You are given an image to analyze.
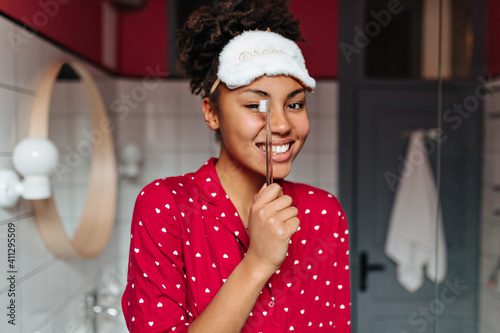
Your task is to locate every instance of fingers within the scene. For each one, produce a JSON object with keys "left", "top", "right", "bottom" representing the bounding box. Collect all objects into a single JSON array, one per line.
[
  {"left": 253, "top": 183, "right": 267, "bottom": 201},
  {"left": 251, "top": 183, "right": 299, "bottom": 237},
  {"left": 274, "top": 206, "right": 300, "bottom": 235},
  {"left": 275, "top": 205, "right": 298, "bottom": 222},
  {"left": 268, "top": 194, "right": 293, "bottom": 212},
  {"left": 253, "top": 183, "right": 282, "bottom": 205},
  {"left": 283, "top": 216, "right": 300, "bottom": 235}
]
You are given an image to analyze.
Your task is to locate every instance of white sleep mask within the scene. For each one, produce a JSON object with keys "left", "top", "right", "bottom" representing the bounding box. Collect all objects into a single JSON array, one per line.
[{"left": 210, "top": 30, "right": 316, "bottom": 94}]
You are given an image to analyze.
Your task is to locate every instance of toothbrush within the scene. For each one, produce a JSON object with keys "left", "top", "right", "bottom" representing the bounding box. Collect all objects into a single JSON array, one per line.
[{"left": 259, "top": 100, "right": 273, "bottom": 185}]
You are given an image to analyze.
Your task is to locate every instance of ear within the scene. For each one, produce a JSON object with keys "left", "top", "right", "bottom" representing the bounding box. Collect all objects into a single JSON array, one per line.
[{"left": 202, "top": 97, "right": 220, "bottom": 131}]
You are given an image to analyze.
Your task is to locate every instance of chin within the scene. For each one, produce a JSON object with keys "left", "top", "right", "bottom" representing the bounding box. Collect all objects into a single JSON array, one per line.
[{"left": 272, "top": 163, "right": 293, "bottom": 180}]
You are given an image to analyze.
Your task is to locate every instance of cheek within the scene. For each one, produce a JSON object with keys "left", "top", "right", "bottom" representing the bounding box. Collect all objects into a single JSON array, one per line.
[
  {"left": 295, "top": 115, "right": 310, "bottom": 140},
  {"left": 222, "top": 113, "right": 265, "bottom": 140}
]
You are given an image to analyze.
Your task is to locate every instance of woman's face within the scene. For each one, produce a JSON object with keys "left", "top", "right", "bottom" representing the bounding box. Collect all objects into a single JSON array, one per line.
[{"left": 212, "top": 75, "right": 310, "bottom": 180}]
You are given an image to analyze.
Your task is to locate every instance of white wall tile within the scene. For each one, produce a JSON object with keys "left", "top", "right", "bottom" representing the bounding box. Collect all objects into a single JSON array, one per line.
[
  {"left": 179, "top": 81, "right": 201, "bottom": 115},
  {"left": 144, "top": 117, "right": 177, "bottom": 150},
  {"left": 114, "top": 223, "right": 133, "bottom": 269},
  {"left": 479, "top": 324, "right": 496, "bottom": 333},
  {"left": 67, "top": 81, "right": 92, "bottom": 114},
  {"left": 287, "top": 152, "right": 316, "bottom": 184},
  {"left": 481, "top": 222, "right": 500, "bottom": 258},
  {"left": 140, "top": 152, "right": 177, "bottom": 184},
  {"left": 0, "top": 17, "right": 17, "bottom": 87},
  {"left": 482, "top": 188, "right": 500, "bottom": 226},
  {"left": 48, "top": 276, "right": 97, "bottom": 333},
  {"left": 113, "top": 79, "right": 151, "bottom": 116},
  {"left": 52, "top": 187, "right": 72, "bottom": 219},
  {"left": 485, "top": 92, "right": 500, "bottom": 114},
  {"left": 116, "top": 186, "right": 142, "bottom": 221},
  {"left": 0, "top": 157, "right": 16, "bottom": 221},
  {"left": 306, "top": 116, "right": 321, "bottom": 149},
  {"left": 319, "top": 150, "right": 339, "bottom": 184},
  {"left": 48, "top": 118, "right": 69, "bottom": 150},
  {"left": 319, "top": 117, "right": 339, "bottom": 151},
  {"left": 14, "top": 26, "right": 75, "bottom": 91},
  {"left": 0, "top": 89, "right": 17, "bottom": 153},
  {"left": 484, "top": 116, "right": 500, "bottom": 153},
  {"left": 479, "top": 256, "right": 497, "bottom": 289},
  {"left": 305, "top": 90, "right": 317, "bottom": 116},
  {"left": 144, "top": 80, "right": 182, "bottom": 116},
  {"left": 51, "top": 83, "right": 69, "bottom": 114},
  {"left": 483, "top": 153, "right": 500, "bottom": 185},
  {"left": 15, "top": 92, "right": 35, "bottom": 140},
  {"left": 316, "top": 80, "right": 339, "bottom": 114},
  {"left": 19, "top": 268, "right": 51, "bottom": 333},
  {"left": 479, "top": 287, "right": 500, "bottom": 331},
  {"left": 179, "top": 117, "right": 212, "bottom": 149},
  {"left": 17, "top": 216, "right": 54, "bottom": 275},
  {"left": 209, "top": 135, "right": 220, "bottom": 157},
  {"left": 116, "top": 116, "right": 145, "bottom": 149},
  {"left": 71, "top": 115, "right": 93, "bottom": 146},
  {"left": 179, "top": 152, "right": 213, "bottom": 174},
  {"left": 14, "top": 28, "right": 50, "bottom": 93}
]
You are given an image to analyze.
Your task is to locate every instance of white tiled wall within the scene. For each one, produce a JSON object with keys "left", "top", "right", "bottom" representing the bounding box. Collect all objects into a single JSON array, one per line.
[
  {"left": 0, "top": 15, "right": 124, "bottom": 333},
  {"left": 0, "top": 13, "right": 340, "bottom": 333},
  {"left": 479, "top": 82, "right": 500, "bottom": 333}
]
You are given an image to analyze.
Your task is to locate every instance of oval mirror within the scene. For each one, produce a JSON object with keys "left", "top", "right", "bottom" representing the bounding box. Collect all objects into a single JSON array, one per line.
[{"left": 29, "top": 61, "right": 117, "bottom": 259}]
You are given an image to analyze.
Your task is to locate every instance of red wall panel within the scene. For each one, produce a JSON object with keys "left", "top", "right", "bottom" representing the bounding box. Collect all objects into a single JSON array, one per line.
[
  {"left": 0, "top": 0, "right": 103, "bottom": 66},
  {"left": 3, "top": 0, "right": 497, "bottom": 78},
  {"left": 117, "top": 0, "right": 167, "bottom": 76},
  {"left": 289, "top": 0, "right": 339, "bottom": 78},
  {"left": 487, "top": 0, "right": 500, "bottom": 76}
]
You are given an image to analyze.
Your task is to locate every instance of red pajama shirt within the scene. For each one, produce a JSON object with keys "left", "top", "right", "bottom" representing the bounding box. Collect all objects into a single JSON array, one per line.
[{"left": 122, "top": 158, "right": 351, "bottom": 332}]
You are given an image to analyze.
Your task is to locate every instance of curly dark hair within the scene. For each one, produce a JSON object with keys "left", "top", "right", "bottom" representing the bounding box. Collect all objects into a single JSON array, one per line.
[{"left": 176, "top": 0, "right": 303, "bottom": 99}]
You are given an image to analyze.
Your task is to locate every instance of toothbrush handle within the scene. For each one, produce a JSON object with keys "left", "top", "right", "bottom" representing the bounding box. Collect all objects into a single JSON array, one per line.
[{"left": 266, "top": 111, "right": 273, "bottom": 185}]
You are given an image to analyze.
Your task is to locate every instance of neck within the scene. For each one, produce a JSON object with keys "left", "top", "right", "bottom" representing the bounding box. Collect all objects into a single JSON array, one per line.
[{"left": 215, "top": 149, "right": 265, "bottom": 227}]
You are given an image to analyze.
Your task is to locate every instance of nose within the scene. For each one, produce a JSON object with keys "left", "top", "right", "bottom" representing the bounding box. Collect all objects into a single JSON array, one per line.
[{"left": 269, "top": 105, "right": 292, "bottom": 136}]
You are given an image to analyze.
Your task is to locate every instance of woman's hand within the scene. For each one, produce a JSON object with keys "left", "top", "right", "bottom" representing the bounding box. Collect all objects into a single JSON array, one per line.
[{"left": 245, "top": 183, "right": 300, "bottom": 276}]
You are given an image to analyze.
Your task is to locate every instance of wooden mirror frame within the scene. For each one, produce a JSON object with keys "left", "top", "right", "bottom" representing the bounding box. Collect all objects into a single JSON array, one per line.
[{"left": 29, "top": 61, "right": 117, "bottom": 259}]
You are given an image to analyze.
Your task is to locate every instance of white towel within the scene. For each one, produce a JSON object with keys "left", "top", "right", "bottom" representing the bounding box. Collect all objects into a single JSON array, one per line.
[{"left": 384, "top": 129, "right": 447, "bottom": 293}]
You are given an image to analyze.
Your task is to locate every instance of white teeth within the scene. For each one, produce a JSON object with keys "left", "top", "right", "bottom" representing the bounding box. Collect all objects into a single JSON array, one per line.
[{"left": 257, "top": 143, "right": 291, "bottom": 154}]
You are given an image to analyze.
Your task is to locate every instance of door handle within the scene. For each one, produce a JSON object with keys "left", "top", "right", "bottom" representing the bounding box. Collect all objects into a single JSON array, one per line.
[{"left": 360, "top": 251, "right": 385, "bottom": 291}]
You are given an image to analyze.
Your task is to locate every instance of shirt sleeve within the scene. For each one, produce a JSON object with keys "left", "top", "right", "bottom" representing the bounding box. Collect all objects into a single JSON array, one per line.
[
  {"left": 122, "top": 182, "right": 190, "bottom": 332},
  {"left": 334, "top": 205, "right": 351, "bottom": 332}
]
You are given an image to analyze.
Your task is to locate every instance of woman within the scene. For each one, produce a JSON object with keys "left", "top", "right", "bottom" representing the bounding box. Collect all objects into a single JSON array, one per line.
[{"left": 122, "top": 1, "right": 351, "bottom": 331}]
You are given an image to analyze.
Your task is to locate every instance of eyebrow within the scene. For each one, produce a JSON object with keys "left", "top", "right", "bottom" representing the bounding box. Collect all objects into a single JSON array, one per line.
[{"left": 239, "top": 88, "right": 306, "bottom": 99}]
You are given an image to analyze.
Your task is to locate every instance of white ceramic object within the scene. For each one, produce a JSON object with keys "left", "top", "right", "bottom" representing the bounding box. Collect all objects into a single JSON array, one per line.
[
  {"left": 0, "top": 137, "right": 58, "bottom": 208},
  {"left": 119, "top": 143, "right": 142, "bottom": 179}
]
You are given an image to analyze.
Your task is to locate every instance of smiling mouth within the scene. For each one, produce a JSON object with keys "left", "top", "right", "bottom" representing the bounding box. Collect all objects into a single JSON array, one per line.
[{"left": 257, "top": 143, "right": 291, "bottom": 155}]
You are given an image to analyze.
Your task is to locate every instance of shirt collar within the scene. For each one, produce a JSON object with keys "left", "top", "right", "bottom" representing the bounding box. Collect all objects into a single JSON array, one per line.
[
  {"left": 193, "top": 158, "right": 226, "bottom": 206},
  {"left": 194, "top": 158, "right": 298, "bottom": 207}
]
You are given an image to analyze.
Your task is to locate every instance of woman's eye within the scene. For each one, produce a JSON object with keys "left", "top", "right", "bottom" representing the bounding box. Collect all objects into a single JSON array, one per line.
[
  {"left": 245, "top": 104, "right": 260, "bottom": 110},
  {"left": 288, "top": 102, "right": 304, "bottom": 110}
]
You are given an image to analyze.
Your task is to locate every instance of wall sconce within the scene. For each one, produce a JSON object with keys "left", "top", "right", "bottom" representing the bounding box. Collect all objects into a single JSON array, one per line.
[
  {"left": 119, "top": 143, "right": 143, "bottom": 179},
  {"left": 0, "top": 137, "right": 58, "bottom": 208}
]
